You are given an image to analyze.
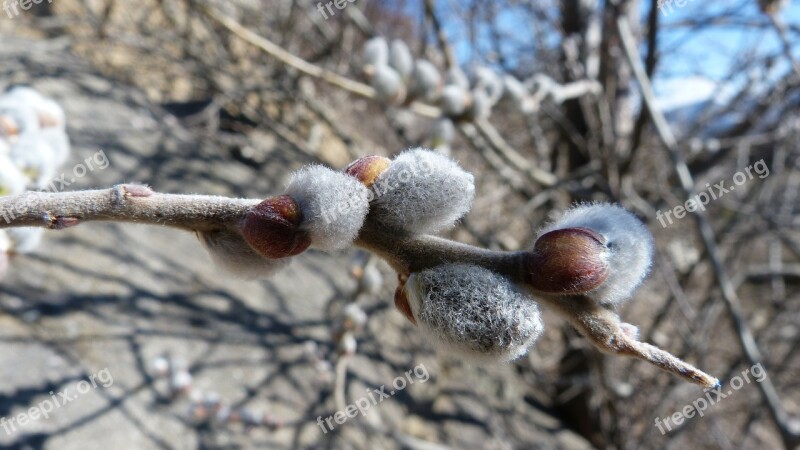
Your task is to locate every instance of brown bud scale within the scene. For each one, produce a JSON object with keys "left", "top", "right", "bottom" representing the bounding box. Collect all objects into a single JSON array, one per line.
[
  {"left": 241, "top": 195, "right": 311, "bottom": 259},
  {"left": 524, "top": 227, "right": 609, "bottom": 294},
  {"left": 345, "top": 155, "right": 391, "bottom": 188}
]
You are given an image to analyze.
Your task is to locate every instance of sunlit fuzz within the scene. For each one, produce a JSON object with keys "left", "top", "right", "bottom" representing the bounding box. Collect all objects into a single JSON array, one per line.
[
  {"left": 468, "top": 89, "right": 491, "bottom": 120},
  {"left": 285, "top": 165, "right": 370, "bottom": 251},
  {"left": 440, "top": 84, "right": 469, "bottom": 117},
  {"left": 2, "top": 86, "right": 66, "bottom": 129},
  {"left": 389, "top": 39, "right": 414, "bottom": 80},
  {"left": 370, "top": 148, "right": 474, "bottom": 234},
  {"left": 0, "top": 154, "right": 27, "bottom": 196},
  {"left": 405, "top": 264, "right": 544, "bottom": 362},
  {"left": 370, "top": 64, "right": 406, "bottom": 105},
  {"left": 362, "top": 37, "right": 389, "bottom": 72},
  {"left": 7, "top": 227, "right": 44, "bottom": 254},
  {"left": 536, "top": 203, "right": 654, "bottom": 305},
  {"left": 428, "top": 117, "right": 455, "bottom": 149},
  {"left": 445, "top": 67, "right": 470, "bottom": 90},
  {"left": 199, "top": 229, "right": 290, "bottom": 279},
  {"left": 410, "top": 59, "right": 442, "bottom": 102},
  {"left": 9, "top": 132, "right": 59, "bottom": 188}
]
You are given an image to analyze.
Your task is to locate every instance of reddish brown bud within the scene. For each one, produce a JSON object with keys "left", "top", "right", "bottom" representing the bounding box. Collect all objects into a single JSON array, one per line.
[
  {"left": 393, "top": 274, "right": 416, "bottom": 325},
  {"left": 524, "top": 227, "right": 609, "bottom": 294},
  {"left": 241, "top": 195, "right": 311, "bottom": 259},
  {"left": 345, "top": 155, "right": 391, "bottom": 187}
]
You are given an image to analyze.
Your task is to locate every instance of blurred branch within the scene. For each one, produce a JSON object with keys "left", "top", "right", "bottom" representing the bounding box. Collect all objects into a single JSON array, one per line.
[{"left": 618, "top": 17, "right": 800, "bottom": 450}]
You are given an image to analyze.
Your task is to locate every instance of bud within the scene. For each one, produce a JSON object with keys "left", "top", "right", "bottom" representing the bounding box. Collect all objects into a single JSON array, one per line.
[
  {"left": 445, "top": 67, "right": 470, "bottom": 90},
  {"left": 285, "top": 165, "right": 370, "bottom": 251},
  {"left": 241, "top": 195, "right": 311, "bottom": 258},
  {"left": 370, "top": 148, "right": 475, "bottom": 234},
  {"left": 468, "top": 89, "right": 491, "bottom": 120},
  {"left": 389, "top": 39, "right": 414, "bottom": 79},
  {"left": 524, "top": 227, "right": 610, "bottom": 295},
  {"left": 428, "top": 118, "right": 455, "bottom": 149},
  {"left": 370, "top": 65, "right": 406, "bottom": 105},
  {"left": 411, "top": 59, "right": 442, "bottom": 102},
  {"left": 345, "top": 155, "right": 391, "bottom": 187},
  {"left": 362, "top": 36, "right": 389, "bottom": 71},
  {"left": 7, "top": 227, "right": 43, "bottom": 254},
  {"left": 440, "top": 85, "right": 469, "bottom": 117},
  {"left": 199, "top": 229, "right": 290, "bottom": 279},
  {"left": 0, "top": 154, "right": 27, "bottom": 196},
  {"left": 9, "top": 132, "right": 59, "bottom": 188},
  {"left": 533, "top": 203, "right": 654, "bottom": 305},
  {"left": 405, "top": 264, "right": 544, "bottom": 362}
]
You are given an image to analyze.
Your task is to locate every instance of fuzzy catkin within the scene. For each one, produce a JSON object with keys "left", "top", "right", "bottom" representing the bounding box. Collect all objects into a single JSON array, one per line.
[
  {"left": 389, "top": 39, "right": 414, "bottom": 79},
  {"left": 406, "top": 264, "right": 544, "bottom": 362},
  {"left": 362, "top": 37, "right": 388, "bottom": 68},
  {"left": 285, "top": 165, "right": 370, "bottom": 251},
  {"left": 370, "top": 148, "right": 474, "bottom": 234},
  {"left": 537, "top": 203, "right": 654, "bottom": 305}
]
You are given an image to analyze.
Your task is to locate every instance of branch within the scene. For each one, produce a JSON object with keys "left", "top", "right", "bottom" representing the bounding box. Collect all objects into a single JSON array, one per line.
[
  {"left": 618, "top": 17, "right": 799, "bottom": 448},
  {"left": 0, "top": 185, "right": 258, "bottom": 232}
]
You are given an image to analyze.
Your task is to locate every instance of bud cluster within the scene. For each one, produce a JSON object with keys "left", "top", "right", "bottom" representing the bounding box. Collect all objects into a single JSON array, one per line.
[
  {"left": 203, "top": 148, "right": 475, "bottom": 278},
  {"left": 359, "top": 36, "right": 545, "bottom": 153},
  {"left": 0, "top": 86, "right": 72, "bottom": 275}
]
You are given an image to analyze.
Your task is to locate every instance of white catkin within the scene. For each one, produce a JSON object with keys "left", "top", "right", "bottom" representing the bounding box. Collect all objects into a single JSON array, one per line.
[
  {"left": 445, "top": 67, "right": 470, "bottom": 90},
  {"left": 362, "top": 37, "right": 388, "bottom": 68},
  {"left": 469, "top": 89, "right": 491, "bottom": 120},
  {"left": 285, "top": 165, "right": 370, "bottom": 251},
  {"left": 0, "top": 154, "right": 27, "bottom": 195},
  {"left": 371, "top": 65, "right": 406, "bottom": 104},
  {"left": 7, "top": 227, "right": 44, "bottom": 254},
  {"left": 429, "top": 118, "right": 455, "bottom": 148},
  {"left": 389, "top": 39, "right": 414, "bottom": 79},
  {"left": 411, "top": 60, "right": 441, "bottom": 102},
  {"left": 371, "top": 148, "right": 474, "bottom": 234},
  {"left": 10, "top": 132, "right": 59, "bottom": 188},
  {"left": 440, "top": 85, "right": 469, "bottom": 117},
  {"left": 537, "top": 203, "right": 654, "bottom": 305},
  {"left": 406, "top": 264, "right": 544, "bottom": 362},
  {"left": 199, "top": 229, "right": 289, "bottom": 279}
]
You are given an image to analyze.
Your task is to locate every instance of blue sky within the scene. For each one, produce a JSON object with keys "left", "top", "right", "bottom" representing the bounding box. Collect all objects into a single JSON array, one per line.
[{"left": 392, "top": 0, "right": 800, "bottom": 111}]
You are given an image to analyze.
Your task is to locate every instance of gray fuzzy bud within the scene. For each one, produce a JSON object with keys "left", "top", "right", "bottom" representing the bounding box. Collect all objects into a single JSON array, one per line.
[
  {"left": 199, "top": 229, "right": 289, "bottom": 279},
  {"left": 371, "top": 65, "right": 406, "bottom": 104},
  {"left": 7, "top": 227, "right": 44, "bottom": 254},
  {"left": 371, "top": 148, "right": 474, "bottom": 234},
  {"left": 285, "top": 165, "right": 370, "bottom": 251},
  {"left": 406, "top": 264, "right": 544, "bottom": 362},
  {"left": 445, "top": 68, "right": 470, "bottom": 90},
  {"left": 389, "top": 39, "right": 414, "bottom": 79},
  {"left": 0, "top": 154, "right": 27, "bottom": 195},
  {"left": 440, "top": 85, "right": 469, "bottom": 117},
  {"left": 411, "top": 60, "right": 442, "bottom": 102},
  {"left": 469, "top": 89, "right": 491, "bottom": 120},
  {"left": 362, "top": 37, "right": 389, "bottom": 69},
  {"left": 537, "top": 203, "right": 654, "bottom": 305},
  {"left": 429, "top": 118, "right": 455, "bottom": 149}
]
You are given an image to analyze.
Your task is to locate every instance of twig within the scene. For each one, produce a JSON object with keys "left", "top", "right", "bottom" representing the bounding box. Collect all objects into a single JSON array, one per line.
[{"left": 618, "top": 17, "right": 799, "bottom": 449}]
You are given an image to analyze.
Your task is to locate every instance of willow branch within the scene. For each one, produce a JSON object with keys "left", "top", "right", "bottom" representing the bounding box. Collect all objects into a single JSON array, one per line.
[{"left": 618, "top": 17, "right": 798, "bottom": 447}]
